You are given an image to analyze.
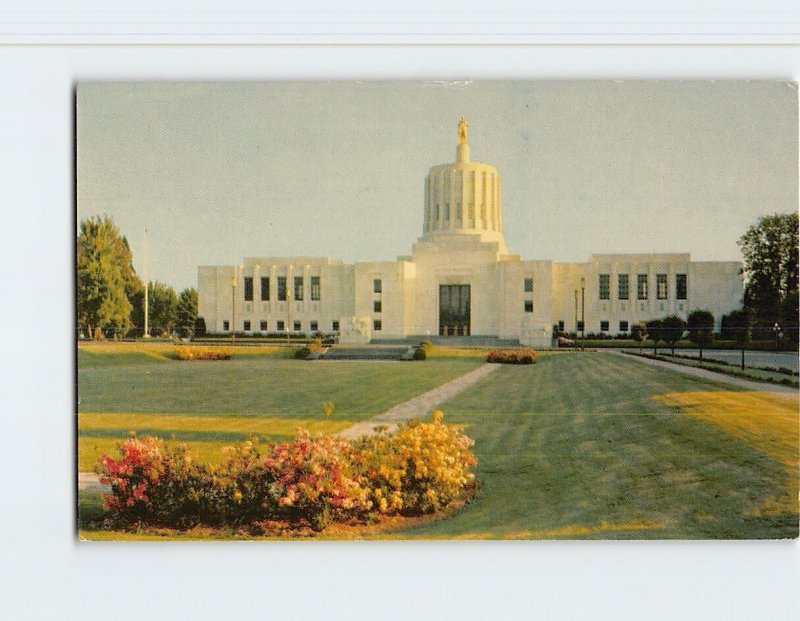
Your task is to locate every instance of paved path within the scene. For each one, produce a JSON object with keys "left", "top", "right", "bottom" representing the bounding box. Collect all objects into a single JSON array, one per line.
[
  {"left": 337, "top": 362, "right": 501, "bottom": 440},
  {"left": 611, "top": 350, "right": 799, "bottom": 399}
]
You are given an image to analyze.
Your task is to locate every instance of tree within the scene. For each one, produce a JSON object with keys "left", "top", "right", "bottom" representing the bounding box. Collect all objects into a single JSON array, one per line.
[
  {"left": 176, "top": 288, "right": 198, "bottom": 338},
  {"left": 686, "top": 310, "right": 715, "bottom": 363},
  {"left": 77, "top": 216, "right": 141, "bottom": 338},
  {"left": 147, "top": 281, "right": 179, "bottom": 336},
  {"left": 738, "top": 212, "right": 799, "bottom": 344},
  {"left": 721, "top": 308, "right": 755, "bottom": 370},
  {"left": 661, "top": 315, "right": 687, "bottom": 357},
  {"left": 646, "top": 319, "right": 663, "bottom": 355},
  {"left": 630, "top": 321, "right": 647, "bottom": 352}
]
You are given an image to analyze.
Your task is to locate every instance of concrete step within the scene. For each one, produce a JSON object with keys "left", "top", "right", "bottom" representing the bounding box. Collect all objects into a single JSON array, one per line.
[
  {"left": 371, "top": 335, "right": 520, "bottom": 347},
  {"left": 321, "top": 346, "right": 412, "bottom": 361}
]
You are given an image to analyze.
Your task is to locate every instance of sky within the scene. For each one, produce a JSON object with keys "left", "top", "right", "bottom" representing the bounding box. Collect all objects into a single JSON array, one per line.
[{"left": 77, "top": 81, "right": 798, "bottom": 292}]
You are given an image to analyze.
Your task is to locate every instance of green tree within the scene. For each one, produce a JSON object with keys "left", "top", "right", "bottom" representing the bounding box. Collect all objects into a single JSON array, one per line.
[
  {"left": 722, "top": 308, "right": 755, "bottom": 370},
  {"left": 630, "top": 321, "right": 647, "bottom": 352},
  {"left": 686, "top": 310, "right": 715, "bottom": 363},
  {"left": 176, "top": 288, "right": 198, "bottom": 338},
  {"left": 661, "top": 315, "right": 687, "bottom": 357},
  {"left": 646, "top": 319, "right": 663, "bottom": 355},
  {"left": 738, "top": 212, "right": 799, "bottom": 344},
  {"left": 147, "top": 281, "right": 179, "bottom": 336},
  {"left": 77, "top": 216, "right": 141, "bottom": 338}
]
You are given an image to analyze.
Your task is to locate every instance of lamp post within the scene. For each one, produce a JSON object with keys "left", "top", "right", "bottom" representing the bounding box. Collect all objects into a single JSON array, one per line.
[
  {"left": 580, "top": 276, "right": 585, "bottom": 341},
  {"left": 774, "top": 322, "right": 781, "bottom": 351},
  {"left": 286, "top": 282, "right": 293, "bottom": 345},
  {"left": 230, "top": 271, "right": 237, "bottom": 342}
]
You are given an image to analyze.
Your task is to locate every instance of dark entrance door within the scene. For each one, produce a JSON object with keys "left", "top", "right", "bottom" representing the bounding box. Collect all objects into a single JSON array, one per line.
[{"left": 439, "top": 284, "right": 471, "bottom": 336}]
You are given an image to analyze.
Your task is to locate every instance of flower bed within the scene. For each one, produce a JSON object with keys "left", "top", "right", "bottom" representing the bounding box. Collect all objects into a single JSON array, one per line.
[
  {"left": 96, "top": 413, "right": 477, "bottom": 533},
  {"left": 174, "top": 346, "right": 232, "bottom": 361},
  {"left": 486, "top": 349, "right": 538, "bottom": 364}
]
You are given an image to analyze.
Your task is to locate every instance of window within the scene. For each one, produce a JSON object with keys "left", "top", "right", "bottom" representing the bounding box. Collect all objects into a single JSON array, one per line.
[
  {"left": 293, "top": 321, "right": 301, "bottom": 332},
  {"left": 676, "top": 274, "right": 687, "bottom": 300},
  {"left": 637, "top": 274, "right": 648, "bottom": 300},
  {"left": 277, "top": 276, "right": 287, "bottom": 301},
  {"left": 618, "top": 274, "right": 629, "bottom": 300},
  {"left": 558, "top": 320, "right": 565, "bottom": 331},
  {"left": 524, "top": 277, "right": 533, "bottom": 293},
  {"left": 311, "top": 276, "right": 320, "bottom": 301},
  {"left": 577, "top": 321, "right": 585, "bottom": 332},
  {"left": 619, "top": 321, "right": 629, "bottom": 333},
  {"left": 656, "top": 274, "right": 668, "bottom": 300},
  {"left": 524, "top": 300, "right": 533, "bottom": 313},
  {"left": 310, "top": 320, "right": 318, "bottom": 332},
  {"left": 260, "top": 320, "right": 267, "bottom": 331},
  {"left": 277, "top": 320, "right": 285, "bottom": 331},
  {"left": 373, "top": 278, "right": 382, "bottom": 293},
  {"left": 260, "top": 277, "right": 270, "bottom": 301},
  {"left": 332, "top": 320, "right": 340, "bottom": 331},
  {"left": 294, "top": 276, "right": 304, "bottom": 301},
  {"left": 599, "top": 274, "right": 610, "bottom": 300},
  {"left": 600, "top": 320, "right": 609, "bottom": 332},
  {"left": 243, "top": 320, "right": 251, "bottom": 331},
  {"left": 243, "top": 277, "right": 253, "bottom": 301},
  {"left": 373, "top": 320, "right": 382, "bottom": 331},
  {"left": 373, "top": 300, "right": 382, "bottom": 313},
  {"left": 223, "top": 320, "right": 230, "bottom": 331}
]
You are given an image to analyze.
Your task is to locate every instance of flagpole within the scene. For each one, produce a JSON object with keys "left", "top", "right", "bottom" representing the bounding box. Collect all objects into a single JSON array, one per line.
[{"left": 143, "top": 228, "right": 150, "bottom": 338}]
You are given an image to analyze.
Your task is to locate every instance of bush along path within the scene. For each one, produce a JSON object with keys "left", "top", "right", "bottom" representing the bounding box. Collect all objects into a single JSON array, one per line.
[{"left": 337, "top": 363, "right": 500, "bottom": 440}]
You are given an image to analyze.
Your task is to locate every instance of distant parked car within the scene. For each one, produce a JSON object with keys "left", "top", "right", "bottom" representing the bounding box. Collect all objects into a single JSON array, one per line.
[{"left": 321, "top": 333, "right": 338, "bottom": 346}]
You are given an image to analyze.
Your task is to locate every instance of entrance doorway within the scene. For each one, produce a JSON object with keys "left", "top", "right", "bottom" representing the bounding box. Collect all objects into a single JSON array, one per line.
[{"left": 439, "top": 284, "right": 471, "bottom": 336}]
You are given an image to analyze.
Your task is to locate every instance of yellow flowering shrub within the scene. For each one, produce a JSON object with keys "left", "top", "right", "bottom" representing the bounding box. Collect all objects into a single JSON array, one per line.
[
  {"left": 174, "top": 346, "right": 232, "bottom": 361},
  {"left": 354, "top": 410, "right": 477, "bottom": 515}
]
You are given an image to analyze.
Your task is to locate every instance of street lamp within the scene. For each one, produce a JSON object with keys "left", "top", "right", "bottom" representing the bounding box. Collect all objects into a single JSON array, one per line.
[
  {"left": 580, "top": 276, "right": 585, "bottom": 341},
  {"left": 230, "top": 272, "right": 237, "bottom": 342},
  {"left": 286, "top": 280, "right": 293, "bottom": 345},
  {"left": 774, "top": 322, "right": 782, "bottom": 351}
]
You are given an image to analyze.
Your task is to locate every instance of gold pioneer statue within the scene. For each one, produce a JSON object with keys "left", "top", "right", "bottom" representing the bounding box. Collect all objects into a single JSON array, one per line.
[{"left": 458, "top": 116, "right": 469, "bottom": 145}]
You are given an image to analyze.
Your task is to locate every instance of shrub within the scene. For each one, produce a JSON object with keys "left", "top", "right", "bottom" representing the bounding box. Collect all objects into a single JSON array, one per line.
[
  {"left": 486, "top": 349, "right": 538, "bottom": 364},
  {"left": 353, "top": 411, "right": 477, "bottom": 515},
  {"left": 174, "top": 346, "right": 232, "bottom": 361},
  {"left": 412, "top": 347, "right": 427, "bottom": 360},
  {"left": 262, "top": 431, "right": 371, "bottom": 530}
]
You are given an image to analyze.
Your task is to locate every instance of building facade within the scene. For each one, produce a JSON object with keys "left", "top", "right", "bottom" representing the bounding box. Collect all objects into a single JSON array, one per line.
[{"left": 198, "top": 118, "right": 743, "bottom": 347}]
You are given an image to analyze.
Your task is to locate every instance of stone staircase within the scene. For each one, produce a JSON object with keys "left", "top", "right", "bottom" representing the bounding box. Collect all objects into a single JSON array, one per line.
[
  {"left": 320, "top": 345, "right": 412, "bottom": 361},
  {"left": 371, "top": 335, "right": 520, "bottom": 348}
]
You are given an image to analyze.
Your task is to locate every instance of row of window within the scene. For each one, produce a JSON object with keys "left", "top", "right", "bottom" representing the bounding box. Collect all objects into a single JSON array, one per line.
[
  {"left": 242, "top": 276, "right": 321, "bottom": 302},
  {"left": 222, "top": 319, "right": 339, "bottom": 332},
  {"left": 598, "top": 273, "right": 687, "bottom": 301},
  {"left": 566, "top": 320, "right": 634, "bottom": 333}
]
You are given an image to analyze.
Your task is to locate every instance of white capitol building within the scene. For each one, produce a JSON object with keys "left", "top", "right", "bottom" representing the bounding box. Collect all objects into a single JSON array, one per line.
[{"left": 198, "top": 118, "right": 743, "bottom": 348}]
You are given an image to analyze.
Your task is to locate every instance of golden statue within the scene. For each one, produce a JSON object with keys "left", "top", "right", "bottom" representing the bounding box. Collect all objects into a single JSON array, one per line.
[{"left": 458, "top": 116, "right": 469, "bottom": 145}]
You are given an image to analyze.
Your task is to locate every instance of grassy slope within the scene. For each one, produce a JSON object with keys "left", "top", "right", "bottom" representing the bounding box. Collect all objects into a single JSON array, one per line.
[{"left": 396, "top": 352, "right": 798, "bottom": 539}]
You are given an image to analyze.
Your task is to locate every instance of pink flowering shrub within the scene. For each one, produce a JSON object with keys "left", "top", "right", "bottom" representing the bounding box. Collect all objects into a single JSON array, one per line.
[
  {"left": 354, "top": 411, "right": 477, "bottom": 515},
  {"left": 96, "top": 417, "right": 477, "bottom": 531},
  {"left": 263, "top": 430, "right": 371, "bottom": 530}
]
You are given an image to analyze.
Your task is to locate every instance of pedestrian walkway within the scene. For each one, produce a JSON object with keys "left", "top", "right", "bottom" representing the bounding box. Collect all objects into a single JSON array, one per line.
[
  {"left": 337, "top": 362, "right": 501, "bottom": 439},
  {"left": 611, "top": 350, "right": 799, "bottom": 399}
]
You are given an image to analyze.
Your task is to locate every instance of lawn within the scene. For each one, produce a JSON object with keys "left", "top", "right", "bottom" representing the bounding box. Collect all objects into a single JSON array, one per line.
[
  {"left": 77, "top": 342, "right": 482, "bottom": 470},
  {"left": 77, "top": 346, "right": 799, "bottom": 539},
  {"left": 394, "top": 352, "right": 799, "bottom": 539}
]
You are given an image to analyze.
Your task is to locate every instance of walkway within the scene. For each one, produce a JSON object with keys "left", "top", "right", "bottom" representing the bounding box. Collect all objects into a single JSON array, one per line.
[
  {"left": 610, "top": 350, "right": 799, "bottom": 399},
  {"left": 337, "top": 362, "right": 501, "bottom": 440}
]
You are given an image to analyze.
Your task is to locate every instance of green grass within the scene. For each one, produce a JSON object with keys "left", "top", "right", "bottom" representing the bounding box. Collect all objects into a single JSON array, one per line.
[
  {"left": 77, "top": 346, "right": 799, "bottom": 539},
  {"left": 393, "top": 353, "right": 799, "bottom": 539}
]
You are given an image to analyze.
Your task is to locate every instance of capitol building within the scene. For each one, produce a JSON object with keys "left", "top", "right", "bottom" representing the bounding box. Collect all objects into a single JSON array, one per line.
[{"left": 198, "top": 118, "right": 743, "bottom": 348}]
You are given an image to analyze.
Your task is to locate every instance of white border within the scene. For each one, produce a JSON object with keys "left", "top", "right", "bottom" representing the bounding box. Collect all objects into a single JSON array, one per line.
[{"left": 0, "top": 19, "right": 799, "bottom": 621}]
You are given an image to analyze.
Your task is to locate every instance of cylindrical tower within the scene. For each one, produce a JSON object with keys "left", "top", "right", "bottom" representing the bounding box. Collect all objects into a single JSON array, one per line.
[{"left": 421, "top": 117, "right": 507, "bottom": 250}]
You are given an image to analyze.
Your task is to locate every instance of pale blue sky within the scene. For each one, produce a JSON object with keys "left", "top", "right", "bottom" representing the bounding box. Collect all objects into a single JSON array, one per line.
[{"left": 77, "top": 81, "right": 798, "bottom": 291}]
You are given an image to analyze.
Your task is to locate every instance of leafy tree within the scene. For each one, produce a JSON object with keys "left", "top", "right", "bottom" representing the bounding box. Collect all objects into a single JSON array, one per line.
[
  {"left": 721, "top": 308, "right": 755, "bottom": 370},
  {"left": 686, "top": 310, "right": 715, "bottom": 363},
  {"left": 646, "top": 319, "right": 663, "bottom": 355},
  {"left": 77, "top": 216, "right": 141, "bottom": 338},
  {"left": 147, "top": 281, "right": 179, "bottom": 336},
  {"left": 176, "top": 288, "right": 198, "bottom": 338},
  {"left": 630, "top": 321, "right": 647, "bottom": 352},
  {"left": 661, "top": 315, "right": 687, "bottom": 357},
  {"left": 738, "top": 212, "right": 799, "bottom": 344}
]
